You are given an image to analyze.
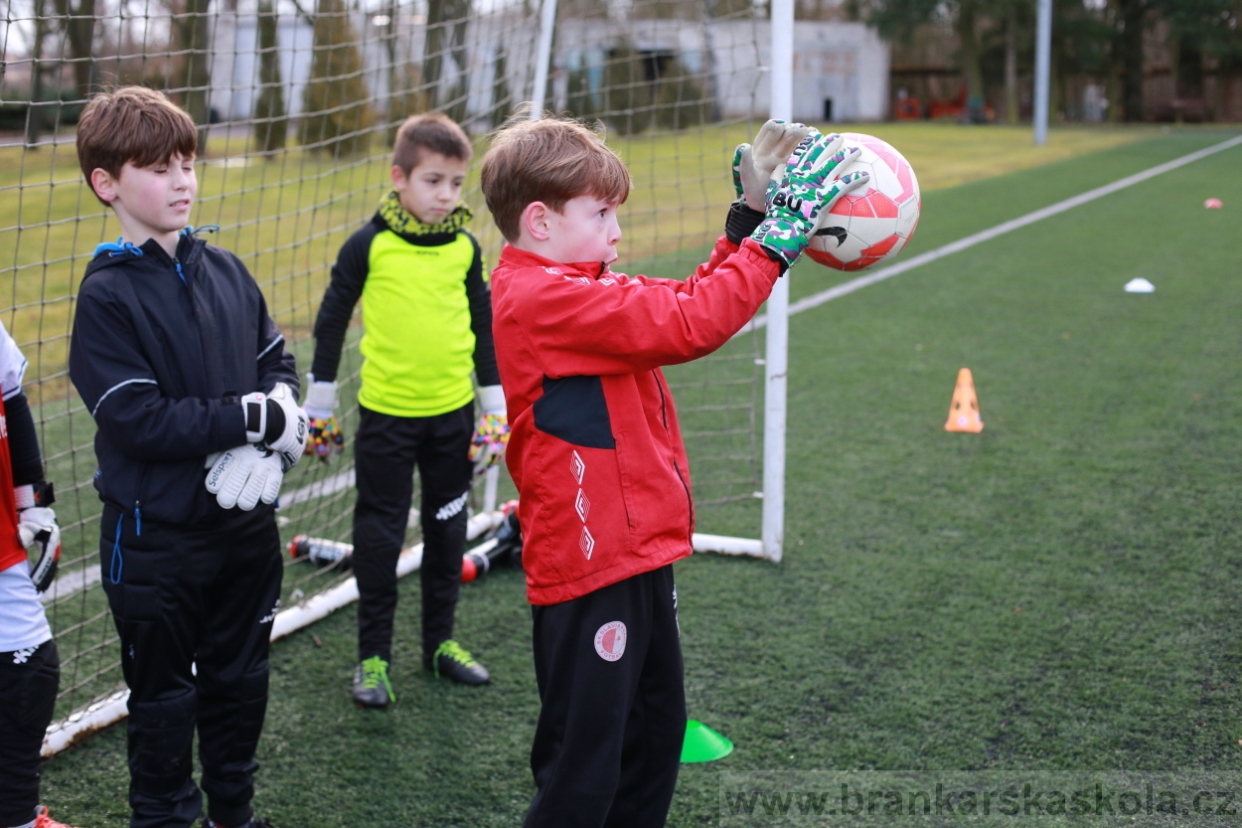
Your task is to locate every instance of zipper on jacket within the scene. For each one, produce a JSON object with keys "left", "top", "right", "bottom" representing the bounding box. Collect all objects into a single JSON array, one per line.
[
  {"left": 653, "top": 374, "right": 695, "bottom": 537},
  {"left": 133, "top": 465, "right": 149, "bottom": 538},
  {"left": 672, "top": 458, "right": 694, "bottom": 537}
]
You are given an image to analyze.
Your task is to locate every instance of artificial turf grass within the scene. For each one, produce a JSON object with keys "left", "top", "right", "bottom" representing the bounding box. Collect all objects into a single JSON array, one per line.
[
  {"left": 37, "top": 129, "right": 1242, "bottom": 826},
  {"left": 669, "top": 133, "right": 1242, "bottom": 819}
]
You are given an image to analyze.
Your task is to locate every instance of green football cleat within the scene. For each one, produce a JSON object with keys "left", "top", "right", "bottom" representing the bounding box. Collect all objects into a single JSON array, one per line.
[
  {"left": 429, "top": 640, "right": 490, "bottom": 686},
  {"left": 352, "top": 655, "right": 395, "bottom": 708}
]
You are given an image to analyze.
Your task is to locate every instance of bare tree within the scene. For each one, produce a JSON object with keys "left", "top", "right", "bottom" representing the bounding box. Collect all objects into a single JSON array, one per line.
[
  {"left": 254, "top": 0, "right": 288, "bottom": 154},
  {"left": 25, "top": 0, "right": 52, "bottom": 144},
  {"left": 52, "top": 0, "right": 98, "bottom": 100},
  {"left": 172, "top": 0, "right": 212, "bottom": 146},
  {"left": 423, "top": 0, "right": 471, "bottom": 119},
  {"left": 299, "top": 0, "right": 373, "bottom": 156}
]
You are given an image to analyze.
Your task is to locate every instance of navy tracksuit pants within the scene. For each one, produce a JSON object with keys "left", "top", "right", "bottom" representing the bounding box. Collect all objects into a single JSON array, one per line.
[{"left": 99, "top": 504, "right": 282, "bottom": 828}]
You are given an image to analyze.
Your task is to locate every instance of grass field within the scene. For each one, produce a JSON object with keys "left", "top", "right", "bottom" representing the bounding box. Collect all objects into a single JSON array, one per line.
[{"left": 35, "top": 126, "right": 1242, "bottom": 826}]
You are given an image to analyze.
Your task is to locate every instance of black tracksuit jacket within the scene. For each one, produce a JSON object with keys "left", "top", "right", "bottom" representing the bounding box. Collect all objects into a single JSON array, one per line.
[{"left": 69, "top": 232, "right": 298, "bottom": 528}]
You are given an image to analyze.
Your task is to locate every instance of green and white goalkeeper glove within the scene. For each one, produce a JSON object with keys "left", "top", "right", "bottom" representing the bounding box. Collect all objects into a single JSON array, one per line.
[
  {"left": 726, "top": 120, "right": 818, "bottom": 244},
  {"left": 750, "top": 132, "right": 869, "bottom": 271},
  {"left": 733, "top": 119, "right": 817, "bottom": 212}
]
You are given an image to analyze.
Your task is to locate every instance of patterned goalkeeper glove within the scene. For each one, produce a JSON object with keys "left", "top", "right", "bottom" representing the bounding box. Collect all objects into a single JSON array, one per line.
[
  {"left": 733, "top": 119, "right": 816, "bottom": 211},
  {"left": 750, "top": 132, "right": 869, "bottom": 271},
  {"left": 726, "top": 121, "right": 817, "bottom": 245},
  {"left": 469, "top": 385, "right": 510, "bottom": 476},
  {"left": 303, "top": 374, "right": 345, "bottom": 462}
]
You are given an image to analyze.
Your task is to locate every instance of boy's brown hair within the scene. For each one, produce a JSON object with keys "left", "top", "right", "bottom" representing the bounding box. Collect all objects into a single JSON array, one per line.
[
  {"left": 480, "top": 116, "right": 631, "bottom": 243},
  {"left": 392, "top": 113, "right": 473, "bottom": 174},
  {"left": 76, "top": 86, "right": 198, "bottom": 205}
]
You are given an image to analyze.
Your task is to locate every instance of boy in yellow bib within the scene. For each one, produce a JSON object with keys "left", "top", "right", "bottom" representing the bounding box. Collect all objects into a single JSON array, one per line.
[{"left": 307, "top": 113, "right": 505, "bottom": 706}]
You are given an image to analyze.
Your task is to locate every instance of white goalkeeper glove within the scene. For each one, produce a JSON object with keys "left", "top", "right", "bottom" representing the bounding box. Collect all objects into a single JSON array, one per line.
[
  {"left": 16, "top": 483, "right": 60, "bottom": 592},
  {"left": 469, "top": 385, "right": 510, "bottom": 476},
  {"left": 265, "top": 382, "right": 309, "bottom": 470},
  {"left": 240, "top": 383, "right": 308, "bottom": 471},
  {"left": 733, "top": 120, "right": 817, "bottom": 213},
  {"left": 303, "top": 373, "right": 345, "bottom": 462},
  {"left": 205, "top": 445, "right": 284, "bottom": 510}
]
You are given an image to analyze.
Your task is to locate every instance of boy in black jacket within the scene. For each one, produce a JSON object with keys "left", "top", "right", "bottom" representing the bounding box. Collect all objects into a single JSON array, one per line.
[
  {"left": 68, "top": 86, "right": 306, "bottom": 828},
  {"left": 307, "top": 113, "right": 504, "bottom": 706}
]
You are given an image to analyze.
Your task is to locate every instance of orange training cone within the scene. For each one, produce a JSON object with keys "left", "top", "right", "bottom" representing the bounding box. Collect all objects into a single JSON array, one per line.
[{"left": 944, "top": 368, "right": 984, "bottom": 433}]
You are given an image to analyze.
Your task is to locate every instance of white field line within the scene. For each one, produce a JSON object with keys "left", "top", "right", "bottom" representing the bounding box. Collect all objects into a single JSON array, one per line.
[
  {"left": 736, "top": 132, "right": 1242, "bottom": 337},
  {"left": 39, "top": 565, "right": 102, "bottom": 604},
  {"left": 280, "top": 468, "right": 355, "bottom": 506}
]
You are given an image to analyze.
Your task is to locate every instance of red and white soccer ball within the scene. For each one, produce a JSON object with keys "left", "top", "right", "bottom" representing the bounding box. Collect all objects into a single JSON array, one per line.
[{"left": 803, "top": 132, "right": 921, "bottom": 272}]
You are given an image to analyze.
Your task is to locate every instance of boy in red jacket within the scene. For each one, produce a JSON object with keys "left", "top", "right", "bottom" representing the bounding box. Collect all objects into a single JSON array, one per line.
[{"left": 480, "top": 115, "right": 866, "bottom": 827}]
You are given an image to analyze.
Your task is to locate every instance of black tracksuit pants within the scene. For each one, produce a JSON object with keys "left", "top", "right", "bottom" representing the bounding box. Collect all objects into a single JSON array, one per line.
[
  {"left": 0, "top": 639, "right": 59, "bottom": 828},
  {"left": 524, "top": 565, "right": 687, "bottom": 828},
  {"left": 352, "top": 403, "right": 473, "bottom": 666},
  {"left": 99, "top": 504, "right": 282, "bottom": 828}
]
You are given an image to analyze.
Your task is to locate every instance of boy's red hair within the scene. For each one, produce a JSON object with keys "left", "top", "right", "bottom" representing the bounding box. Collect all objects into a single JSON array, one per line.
[{"left": 480, "top": 115, "right": 630, "bottom": 243}]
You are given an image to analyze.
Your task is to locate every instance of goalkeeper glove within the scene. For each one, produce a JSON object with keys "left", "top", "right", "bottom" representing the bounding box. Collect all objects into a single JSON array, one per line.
[
  {"left": 265, "top": 382, "right": 309, "bottom": 471},
  {"left": 726, "top": 121, "right": 817, "bottom": 244},
  {"left": 239, "top": 383, "right": 310, "bottom": 471},
  {"left": 469, "top": 385, "right": 510, "bottom": 476},
  {"left": 750, "top": 132, "right": 869, "bottom": 271},
  {"left": 16, "top": 482, "right": 59, "bottom": 593},
  {"left": 733, "top": 119, "right": 816, "bottom": 212},
  {"left": 205, "top": 445, "right": 284, "bottom": 510},
  {"left": 303, "top": 374, "right": 345, "bottom": 462}
]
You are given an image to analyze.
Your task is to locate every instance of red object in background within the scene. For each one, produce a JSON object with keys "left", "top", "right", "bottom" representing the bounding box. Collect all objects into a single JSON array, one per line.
[
  {"left": 462, "top": 507, "right": 523, "bottom": 584},
  {"left": 893, "top": 97, "right": 921, "bottom": 120}
]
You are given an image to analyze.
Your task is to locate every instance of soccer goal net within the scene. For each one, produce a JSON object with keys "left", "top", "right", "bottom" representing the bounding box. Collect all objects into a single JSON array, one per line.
[{"left": 0, "top": 0, "right": 788, "bottom": 752}]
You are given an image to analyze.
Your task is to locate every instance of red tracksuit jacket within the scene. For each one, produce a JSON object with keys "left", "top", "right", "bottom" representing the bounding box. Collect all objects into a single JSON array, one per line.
[{"left": 490, "top": 236, "right": 781, "bottom": 605}]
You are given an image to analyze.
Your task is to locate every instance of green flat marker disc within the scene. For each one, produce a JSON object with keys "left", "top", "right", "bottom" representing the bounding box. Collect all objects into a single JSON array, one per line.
[{"left": 681, "top": 719, "right": 734, "bottom": 763}]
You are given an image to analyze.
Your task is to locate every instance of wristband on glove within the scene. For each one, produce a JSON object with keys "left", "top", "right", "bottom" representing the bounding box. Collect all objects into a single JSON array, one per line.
[
  {"left": 724, "top": 201, "right": 766, "bottom": 246},
  {"left": 751, "top": 132, "right": 868, "bottom": 270},
  {"left": 241, "top": 391, "right": 268, "bottom": 443}
]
